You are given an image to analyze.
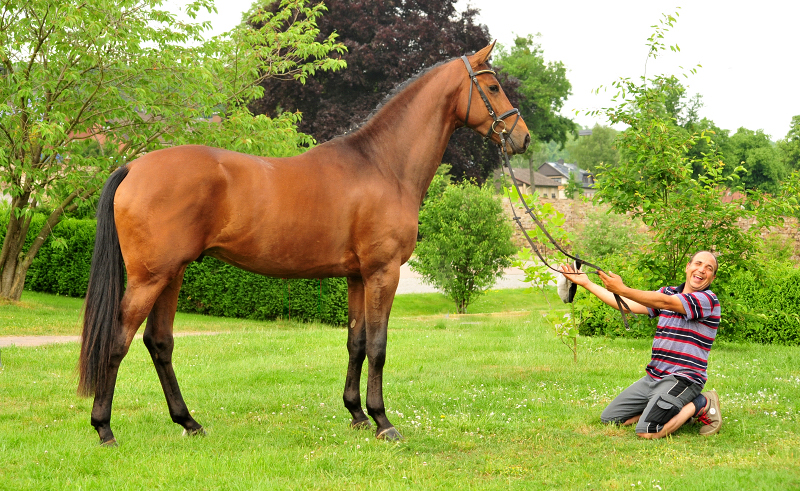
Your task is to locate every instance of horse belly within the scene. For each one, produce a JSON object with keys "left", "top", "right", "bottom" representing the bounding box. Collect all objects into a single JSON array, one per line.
[{"left": 206, "top": 217, "right": 358, "bottom": 279}]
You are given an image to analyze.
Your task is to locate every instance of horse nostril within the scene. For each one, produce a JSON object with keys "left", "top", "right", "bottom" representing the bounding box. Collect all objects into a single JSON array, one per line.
[{"left": 523, "top": 134, "right": 531, "bottom": 151}]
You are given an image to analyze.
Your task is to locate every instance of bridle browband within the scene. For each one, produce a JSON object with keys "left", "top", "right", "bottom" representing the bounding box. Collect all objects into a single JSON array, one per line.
[{"left": 460, "top": 55, "right": 633, "bottom": 328}]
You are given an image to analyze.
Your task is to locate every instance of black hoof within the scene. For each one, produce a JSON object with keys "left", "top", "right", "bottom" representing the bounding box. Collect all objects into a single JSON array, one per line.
[
  {"left": 182, "top": 427, "right": 207, "bottom": 437},
  {"left": 99, "top": 438, "right": 118, "bottom": 447},
  {"left": 350, "top": 418, "right": 372, "bottom": 430},
  {"left": 376, "top": 427, "right": 403, "bottom": 441}
]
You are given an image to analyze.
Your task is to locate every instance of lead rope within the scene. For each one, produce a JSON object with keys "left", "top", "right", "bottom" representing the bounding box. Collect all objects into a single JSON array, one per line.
[
  {"left": 460, "top": 55, "right": 631, "bottom": 328},
  {"left": 498, "top": 134, "right": 632, "bottom": 329}
]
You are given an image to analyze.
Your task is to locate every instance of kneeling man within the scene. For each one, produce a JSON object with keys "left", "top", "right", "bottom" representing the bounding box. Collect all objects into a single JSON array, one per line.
[{"left": 561, "top": 251, "right": 722, "bottom": 438}]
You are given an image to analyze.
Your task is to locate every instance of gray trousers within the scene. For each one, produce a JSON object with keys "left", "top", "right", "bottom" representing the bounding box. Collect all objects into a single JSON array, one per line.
[{"left": 601, "top": 375, "right": 702, "bottom": 434}]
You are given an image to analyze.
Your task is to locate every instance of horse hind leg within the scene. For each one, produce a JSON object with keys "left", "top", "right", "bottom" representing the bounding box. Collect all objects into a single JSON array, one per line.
[
  {"left": 343, "top": 277, "right": 371, "bottom": 429},
  {"left": 142, "top": 267, "right": 205, "bottom": 437},
  {"left": 90, "top": 280, "right": 168, "bottom": 445}
]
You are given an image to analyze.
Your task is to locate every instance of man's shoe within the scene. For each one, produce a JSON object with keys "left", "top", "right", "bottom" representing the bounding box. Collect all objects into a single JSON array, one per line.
[{"left": 697, "top": 389, "right": 721, "bottom": 436}]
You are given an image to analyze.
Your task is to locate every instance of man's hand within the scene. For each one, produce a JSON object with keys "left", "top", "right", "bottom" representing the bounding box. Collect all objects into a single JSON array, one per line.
[
  {"left": 561, "top": 264, "right": 591, "bottom": 287},
  {"left": 598, "top": 270, "right": 626, "bottom": 294}
]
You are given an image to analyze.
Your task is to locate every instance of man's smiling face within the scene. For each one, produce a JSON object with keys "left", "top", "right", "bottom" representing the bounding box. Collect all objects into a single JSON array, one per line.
[{"left": 684, "top": 251, "right": 717, "bottom": 292}]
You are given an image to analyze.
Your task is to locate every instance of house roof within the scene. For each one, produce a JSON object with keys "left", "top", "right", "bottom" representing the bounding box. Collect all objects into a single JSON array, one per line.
[
  {"left": 537, "top": 161, "right": 596, "bottom": 189},
  {"left": 539, "top": 161, "right": 583, "bottom": 179},
  {"left": 504, "top": 167, "right": 559, "bottom": 187}
]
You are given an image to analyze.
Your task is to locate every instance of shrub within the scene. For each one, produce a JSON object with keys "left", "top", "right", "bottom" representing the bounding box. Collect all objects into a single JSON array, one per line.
[
  {"left": 26, "top": 218, "right": 97, "bottom": 297},
  {"left": 575, "top": 254, "right": 656, "bottom": 339},
  {"left": 714, "top": 264, "right": 800, "bottom": 345},
  {"left": 575, "top": 253, "right": 800, "bottom": 346},
  {"left": 411, "top": 180, "right": 516, "bottom": 313}
]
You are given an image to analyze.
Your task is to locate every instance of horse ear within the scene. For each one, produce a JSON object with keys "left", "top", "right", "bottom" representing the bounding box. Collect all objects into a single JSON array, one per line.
[{"left": 469, "top": 41, "right": 496, "bottom": 68}]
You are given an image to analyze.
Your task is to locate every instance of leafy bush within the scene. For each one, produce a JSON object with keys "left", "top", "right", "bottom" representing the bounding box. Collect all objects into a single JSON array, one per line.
[
  {"left": 575, "top": 251, "right": 800, "bottom": 346},
  {"left": 0, "top": 212, "right": 347, "bottom": 325},
  {"left": 26, "top": 218, "right": 97, "bottom": 297},
  {"left": 411, "top": 180, "right": 516, "bottom": 313},
  {"left": 714, "top": 264, "right": 800, "bottom": 345}
]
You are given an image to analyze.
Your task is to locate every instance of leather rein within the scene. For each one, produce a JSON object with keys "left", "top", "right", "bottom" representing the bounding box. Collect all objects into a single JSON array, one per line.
[{"left": 460, "top": 56, "right": 632, "bottom": 327}]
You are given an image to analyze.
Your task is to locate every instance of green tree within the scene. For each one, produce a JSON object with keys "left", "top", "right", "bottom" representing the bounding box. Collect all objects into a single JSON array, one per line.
[
  {"left": 0, "top": 0, "right": 346, "bottom": 300},
  {"left": 410, "top": 181, "right": 516, "bottom": 314},
  {"left": 494, "top": 34, "right": 576, "bottom": 176},
  {"left": 778, "top": 115, "right": 800, "bottom": 172},
  {"left": 684, "top": 118, "right": 731, "bottom": 177},
  {"left": 726, "top": 127, "right": 787, "bottom": 193},
  {"left": 592, "top": 12, "right": 799, "bottom": 286},
  {"left": 565, "top": 172, "right": 582, "bottom": 199},
  {"left": 572, "top": 206, "right": 645, "bottom": 260},
  {"left": 566, "top": 124, "right": 619, "bottom": 172}
]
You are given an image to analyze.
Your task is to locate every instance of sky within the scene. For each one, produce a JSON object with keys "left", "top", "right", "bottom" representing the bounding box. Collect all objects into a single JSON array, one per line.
[{"left": 165, "top": 0, "right": 799, "bottom": 140}]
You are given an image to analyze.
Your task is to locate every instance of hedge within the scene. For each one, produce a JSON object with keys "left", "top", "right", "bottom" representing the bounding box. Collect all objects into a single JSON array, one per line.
[
  {"left": 177, "top": 258, "right": 347, "bottom": 325},
  {"left": 715, "top": 265, "right": 800, "bottom": 345},
  {"left": 1, "top": 212, "right": 348, "bottom": 325},
  {"left": 575, "top": 254, "right": 800, "bottom": 346}
]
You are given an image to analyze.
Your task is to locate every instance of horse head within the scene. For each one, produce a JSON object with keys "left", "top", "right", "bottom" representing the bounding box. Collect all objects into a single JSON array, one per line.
[{"left": 459, "top": 42, "right": 531, "bottom": 155}]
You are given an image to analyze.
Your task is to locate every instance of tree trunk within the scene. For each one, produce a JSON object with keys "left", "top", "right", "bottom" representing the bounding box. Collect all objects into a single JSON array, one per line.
[
  {"left": 0, "top": 255, "right": 30, "bottom": 301},
  {"left": 0, "top": 195, "right": 75, "bottom": 301},
  {"left": 0, "top": 220, "right": 34, "bottom": 301},
  {"left": 528, "top": 155, "right": 535, "bottom": 196}
]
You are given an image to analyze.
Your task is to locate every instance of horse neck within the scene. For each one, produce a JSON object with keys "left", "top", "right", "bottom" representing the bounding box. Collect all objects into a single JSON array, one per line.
[{"left": 345, "top": 63, "right": 463, "bottom": 203}]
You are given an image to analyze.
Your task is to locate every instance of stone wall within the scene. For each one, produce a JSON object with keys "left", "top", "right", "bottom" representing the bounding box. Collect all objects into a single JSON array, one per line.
[{"left": 502, "top": 197, "right": 800, "bottom": 260}]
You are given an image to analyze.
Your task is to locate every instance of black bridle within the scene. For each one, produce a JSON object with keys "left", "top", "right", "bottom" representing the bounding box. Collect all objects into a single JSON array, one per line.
[
  {"left": 461, "top": 56, "right": 522, "bottom": 143},
  {"left": 460, "top": 56, "right": 633, "bottom": 327}
]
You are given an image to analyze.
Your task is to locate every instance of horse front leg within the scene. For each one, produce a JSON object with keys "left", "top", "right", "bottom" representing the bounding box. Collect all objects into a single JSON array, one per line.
[
  {"left": 363, "top": 266, "right": 402, "bottom": 441},
  {"left": 343, "top": 277, "right": 371, "bottom": 429}
]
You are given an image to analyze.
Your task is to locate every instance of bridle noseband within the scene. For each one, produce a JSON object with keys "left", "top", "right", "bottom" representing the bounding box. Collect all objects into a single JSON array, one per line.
[{"left": 460, "top": 56, "right": 521, "bottom": 143}]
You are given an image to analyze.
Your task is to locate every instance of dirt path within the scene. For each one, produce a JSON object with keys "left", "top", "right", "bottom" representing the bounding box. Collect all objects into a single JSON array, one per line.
[{"left": 0, "top": 331, "right": 225, "bottom": 348}]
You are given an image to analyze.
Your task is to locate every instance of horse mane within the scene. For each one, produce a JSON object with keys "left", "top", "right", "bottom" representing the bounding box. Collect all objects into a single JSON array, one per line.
[
  {"left": 338, "top": 58, "right": 457, "bottom": 138},
  {"left": 364, "top": 58, "right": 455, "bottom": 123}
]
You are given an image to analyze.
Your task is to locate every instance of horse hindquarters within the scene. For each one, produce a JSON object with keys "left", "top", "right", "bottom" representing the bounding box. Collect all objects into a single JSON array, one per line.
[{"left": 79, "top": 166, "right": 200, "bottom": 444}]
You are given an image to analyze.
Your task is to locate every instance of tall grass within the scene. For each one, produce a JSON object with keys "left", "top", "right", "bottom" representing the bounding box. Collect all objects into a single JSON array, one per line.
[{"left": 0, "top": 291, "right": 798, "bottom": 490}]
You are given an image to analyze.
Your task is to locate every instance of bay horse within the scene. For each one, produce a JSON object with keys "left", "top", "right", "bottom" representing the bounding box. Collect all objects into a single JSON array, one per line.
[{"left": 78, "top": 42, "right": 530, "bottom": 445}]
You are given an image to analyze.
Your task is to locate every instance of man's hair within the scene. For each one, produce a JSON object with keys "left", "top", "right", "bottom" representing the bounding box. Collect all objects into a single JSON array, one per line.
[{"left": 689, "top": 250, "right": 718, "bottom": 274}]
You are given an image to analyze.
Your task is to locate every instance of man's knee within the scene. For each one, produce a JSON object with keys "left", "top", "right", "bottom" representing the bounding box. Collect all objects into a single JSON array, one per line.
[
  {"left": 636, "top": 431, "right": 663, "bottom": 440},
  {"left": 601, "top": 406, "right": 625, "bottom": 424}
]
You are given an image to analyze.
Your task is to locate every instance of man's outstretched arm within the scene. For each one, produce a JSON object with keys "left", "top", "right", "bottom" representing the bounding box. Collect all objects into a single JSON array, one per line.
[
  {"left": 560, "top": 264, "right": 649, "bottom": 315},
  {"left": 597, "top": 270, "right": 686, "bottom": 315}
]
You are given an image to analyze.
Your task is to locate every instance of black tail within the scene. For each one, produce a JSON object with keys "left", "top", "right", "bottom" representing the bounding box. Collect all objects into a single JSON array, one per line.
[{"left": 77, "top": 166, "right": 129, "bottom": 397}]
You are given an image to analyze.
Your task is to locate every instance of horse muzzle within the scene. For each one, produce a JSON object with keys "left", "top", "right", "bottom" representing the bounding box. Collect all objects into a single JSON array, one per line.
[{"left": 505, "top": 130, "right": 531, "bottom": 155}]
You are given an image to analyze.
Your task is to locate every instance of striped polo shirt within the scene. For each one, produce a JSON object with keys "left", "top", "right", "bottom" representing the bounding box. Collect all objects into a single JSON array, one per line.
[{"left": 645, "top": 284, "right": 721, "bottom": 386}]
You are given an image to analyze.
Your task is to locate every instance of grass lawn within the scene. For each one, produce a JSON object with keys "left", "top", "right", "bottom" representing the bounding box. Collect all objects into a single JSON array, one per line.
[{"left": 1, "top": 290, "right": 799, "bottom": 490}]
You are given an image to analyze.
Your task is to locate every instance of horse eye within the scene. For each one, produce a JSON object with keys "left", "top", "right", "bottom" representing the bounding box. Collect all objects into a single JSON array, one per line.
[{"left": 488, "top": 85, "right": 499, "bottom": 93}]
